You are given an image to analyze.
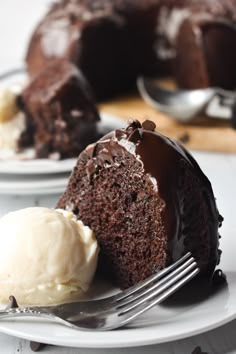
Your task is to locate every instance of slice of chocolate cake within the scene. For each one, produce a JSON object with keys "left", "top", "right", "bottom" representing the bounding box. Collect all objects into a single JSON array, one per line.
[
  {"left": 57, "top": 119, "right": 222, "bottom": 289},
  {"left": 18, "top": 59, "right": 100, "bottom": 159}
]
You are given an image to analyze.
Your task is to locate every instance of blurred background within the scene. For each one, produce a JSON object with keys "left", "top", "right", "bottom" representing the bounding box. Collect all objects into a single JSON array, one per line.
[{"left": 0, "top": 1, "right": 50, "bottom": 71}]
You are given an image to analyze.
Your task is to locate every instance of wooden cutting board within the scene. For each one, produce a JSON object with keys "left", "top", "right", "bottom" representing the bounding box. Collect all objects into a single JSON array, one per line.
[{"left": 100, "top": 91, "right": 236, "bottom": 153}]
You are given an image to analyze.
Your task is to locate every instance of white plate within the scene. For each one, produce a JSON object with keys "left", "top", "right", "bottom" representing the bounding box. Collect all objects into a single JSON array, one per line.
[
  {"left": 0, "top": 176, "right": 69, "bottom": 195},
  {"left": 0, "top": 153, "right": 235, "bottom": 348},
  {"left": 0, "top": 156, "right": 77, "bottom": 175},
  {"left": 0, "top": 176, "right": 68, "bottom": 189},
  {"left": 0, "top": 112, "right": 125, "bottom": 175},
  {"left": 0, "top": 186, "right": 66, "bottom": 196},
  {"left": 0, "top": 169, "right": 70, "bottom": 194},
  {"left": 0, "top": 233, "right": 234, "bottom": 348}
]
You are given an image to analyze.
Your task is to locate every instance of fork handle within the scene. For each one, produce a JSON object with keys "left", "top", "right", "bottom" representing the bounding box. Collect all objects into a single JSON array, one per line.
[{"left": 0, "top": 307, "right": 55, "bottom": 320}]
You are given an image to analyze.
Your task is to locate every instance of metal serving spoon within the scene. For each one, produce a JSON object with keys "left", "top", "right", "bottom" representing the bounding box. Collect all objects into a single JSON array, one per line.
[{"left": 137, "top": 76, "right": 236, "bottom": 127}]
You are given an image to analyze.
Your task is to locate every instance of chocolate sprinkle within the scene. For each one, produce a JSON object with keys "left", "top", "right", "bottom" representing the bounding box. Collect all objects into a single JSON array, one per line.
[
  {"left": 127, "top": 119, "right": 142, "bottom": 132},
  {"left": 7, "top": 295, "right": 19, "bottom": 309},
  {"left": 128, "top": 128, "right": 142, "bottom": 143},
  {"left": 218, "top": 214, "right": 224, "bottom": 227},
  {"left": 142, "top": 120, "right": 156, "bottom": 131},
  {"left": 192, "top": 346, "right": 208, "bottom": 354},
  {"left": 30, "top": 341, "right": 46, "bottom": 352},
  {"left": 212, "top": 269, "right": 227, "bottom": 288},
  {"left": 5, "top": 296, "right": 47, "bottom": 352}
]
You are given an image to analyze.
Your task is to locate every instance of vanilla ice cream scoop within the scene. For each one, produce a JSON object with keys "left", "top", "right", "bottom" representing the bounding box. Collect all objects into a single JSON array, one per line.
[
  {"left": 0, "top": 88, "right": 19, "bottom": 123},
  {"left": 0, "top": 207, "right": 99, "bottom": 305},
  {"left": 0, "top": 87, "right": 26, "bottom": 152}
]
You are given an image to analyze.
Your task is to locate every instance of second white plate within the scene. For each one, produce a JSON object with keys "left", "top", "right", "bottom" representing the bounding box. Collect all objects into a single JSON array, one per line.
[{"left": 0, "top": 112, "right": 125, "bottom": 175}]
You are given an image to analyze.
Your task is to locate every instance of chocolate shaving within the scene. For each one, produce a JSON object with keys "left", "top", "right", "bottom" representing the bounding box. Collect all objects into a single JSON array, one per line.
[
  {"left": 97, "top": 147, "right": 114, "bottom": 164},
  {"left": 142, "top": 120, "right": 156, "bottom": 131},
  {"left": 85, "top": 143, "right": 96, "bottom": 158},
  {"left": 127, "top": 119, "right": 142, "bottom": 129},
  {"left": 30, "top": 342, "right": 46, "bottom": 352},
  {"left": 212, "top": 269, "right": 227, "bottom": 288},
  {"left": 7, "top": 295, "right": 19, "bottom": 309},
  {"left": 5, "top": 297, "right": 47, "bottom": 352},
  {"left": 128, "top": 128, "right": 142, "bottom": 143},
  {"left": 192, "top": 346, "right": 208, "bottom": 354},
  {"left": 126, "top": 119, "right": 142, "bottom": 136},
  {"left": 218, "top": 214, "right": 224, "bottom": 227}
]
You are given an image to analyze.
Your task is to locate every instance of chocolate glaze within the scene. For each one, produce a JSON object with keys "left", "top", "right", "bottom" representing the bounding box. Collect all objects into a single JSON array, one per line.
[{"left": 82, "top": 119, "right": 221, "bottom": 272}]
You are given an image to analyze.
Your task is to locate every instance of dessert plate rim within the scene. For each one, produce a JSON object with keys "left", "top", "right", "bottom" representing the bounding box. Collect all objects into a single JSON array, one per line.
[{"left": 0, "top": 263, "right": 234, "bottom": 348}]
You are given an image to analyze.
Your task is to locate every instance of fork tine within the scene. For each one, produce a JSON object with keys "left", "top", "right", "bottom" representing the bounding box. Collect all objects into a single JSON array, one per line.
[
  {"left": 118, "top": 267, "right": 199, "bottom": 328},
  {"left": 118, "top": 260, "right": 199, "bottom": 316},
  {"left": 117, "top": 256, "right": 196, "bottom": 308},
  {"left": 115, "top": 252, "right": 192, "bottom": 302}
]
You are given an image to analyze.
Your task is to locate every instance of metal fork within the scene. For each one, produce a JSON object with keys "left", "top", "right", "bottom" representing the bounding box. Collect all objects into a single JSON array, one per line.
[{"left": 0, "top": 253, "right": 199, "bottom": 331}]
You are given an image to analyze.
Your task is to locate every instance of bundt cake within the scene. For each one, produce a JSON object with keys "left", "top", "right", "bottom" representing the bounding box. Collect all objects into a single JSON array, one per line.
[
  {"left": 18, "top": 59, "right": 100, "bottom": 159},
  {"left": 57, "top": 119, "right": 222, "bottom": 289},
  {"left": 25, "top": 0, "right": 160, "bottom": 99},
  {"left": 25, "top": 0, "right": 236, "bottom": 99}
]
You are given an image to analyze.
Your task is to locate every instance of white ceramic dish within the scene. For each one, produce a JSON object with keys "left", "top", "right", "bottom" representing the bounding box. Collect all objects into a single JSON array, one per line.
[
  {"left": 0, "top": 234, "right": 234, "bottom": 348},
  {"left": 0, "top": 139, "right": 235, "bottom": 348},
  {"left": 0, "top": 156, "right": 77, "bottom": 175},
  {"left": 0, "top": 112, "right": 125, "bottom": 175},
  {"left": 0, "top": 148, "right": 235, "bottom": 348},
  {"left": 0, "top": 175, "right": 69, "bottom": 195},
  {"left": 0, "top": 186, "right": 67, "bottom": 196}
]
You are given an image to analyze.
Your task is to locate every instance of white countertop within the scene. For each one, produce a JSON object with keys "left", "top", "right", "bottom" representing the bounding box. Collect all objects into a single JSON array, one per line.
[{"left": 0, "top": 1, "right": 236, "bottom": 352}]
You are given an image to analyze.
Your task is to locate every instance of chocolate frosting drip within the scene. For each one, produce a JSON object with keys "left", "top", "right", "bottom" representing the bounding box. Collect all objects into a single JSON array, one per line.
[{"left": 84, "top": 119, "right": 221, "bottom": 270}]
